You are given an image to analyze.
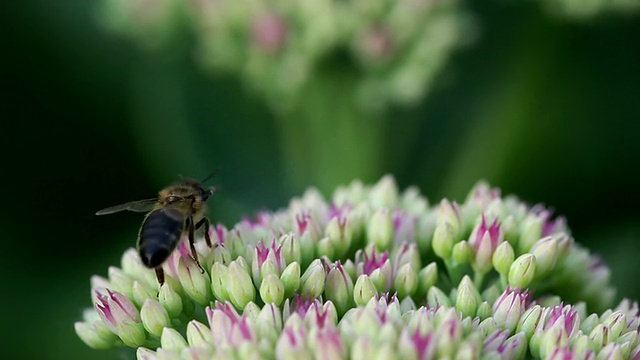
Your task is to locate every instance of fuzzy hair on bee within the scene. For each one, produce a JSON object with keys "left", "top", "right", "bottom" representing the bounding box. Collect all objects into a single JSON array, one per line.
[{"left": 96, "top": 174, "right": 218, "bottom": 286}]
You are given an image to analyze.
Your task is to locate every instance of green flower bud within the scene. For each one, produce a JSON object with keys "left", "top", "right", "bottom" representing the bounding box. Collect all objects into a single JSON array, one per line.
[
  {"left": 132, "top": 281, "right": 156, "bottom": 308},
  {"left": 300, "top": 260, "right": 326, "bottom": 298},
  {"left": 279, "top": 233, "right": 301, "bottom": 265},
  {"left": 325, "top": 262, "right": 355, "bottom": 315},
  {"left": 243, "top": 301, "right": 261, "bottom": 322},
  {"left": 438, "top": 199, "right": 462, "bottom": 238},
  {"left": 121, "top": 248, "right": 157, "bottom": 288},
  {"left": 401, "top": 297, "right": 417, "bottom": 313},
  {"left": 516, "top": 305, "right": 544, "bottom": 339},
  {"left": 492, "top": 287, "right": 527, "bottom": 333},
  {"left": 299, "top": 232, "right": 316, "bottom": 268},
  {"left": 436, "top": 317, "right": 462, "bottom": 357},
  {"left": 280, "top": 262, "right": 301, "bottom": 298},
  {"left": 452, "top": 240, "right": 472, "bottom": 265},
  {"left": 599, "top": 343, "right": 623, "bottom": 360},
  {"left": 476, "top": 301, "right": 492, "bottom": 320},
  {"left": 178, "top": 258, "right": 211, "bottom": 306},
  {"left": 186, "top": 320, "right": 213, "bottom": 350},
  {"left": 369, "top": 259, "right": 392, "bottom": 292},
  {"left": 158, "top": 283, "right": 183, "bottom": 318},
  {"left": 508, "top": 254, "right": 536, "bottom": 289},
  {"left": 160, "top": 327, "right": 187, "bottom": 352},
  {"left": 432, "top": 221, "right": 455, "bottom": 259},
  {"left": 603, "top": 311, "right": 627, "bottom": 341},
  {"left": 478, "top": 317, "right": 499, "bottom": 337},
  {"left": 394, "top": 263, "right": 418, "bottom": 298},
  {"left": 492, "top": 241, "right": 515, "bottom": 277},
  {"left": 531, "top": 237, "right": 559, "bottom": 278},
  {"left": 325, "top": 216, "right": 352, "bottom": 258},
  {"left": 427, "top": 286, "right": 451, "bottom": 307},
  {"left": 455, "top": 276, "right": 480, "bottom": 318},
  {"left": 211, "top": 244, "right": 232, "bottom": 266},
  {"left": 74, "top": 321, "right": 118, "bottom": 349},
  {"left": 140, "top": 299, "right": 171, "bottom": 337},
  {"left": 260, "top": 274, "right": 285, "bottom": 305},
  {"left": 227, "top": 260, "right": 256, "bottom": 309},
  {"left": 571, "top": 333, "right": 593, "bottom": 360},
  {"left": 354, "top": 275, "right": 377, "bottom": 306},
  {"left": 367, "top": 208, "right": 394, "bottom": 250},
  {"left": 370, "top": 175, "right": 399, "bottom": 208},
  {"left": 519, "top": 215, "right": 543, "bottom": 253},
  {"left": 210, "top": 262, "right": 230, "bottom": 302},
  {"left": 108, "top": 266, "right": 134, "bottom": 299},
  {"left": 316, "top": 236, "right": 335, "bottom": 259},
  {"left": 418, "top": 263, "right": 438, "bottom": 296},
  {"left": 256, "top": 303, "right": 283, "bottom": 343},
  {"left": 589, "top": 324, "right": 610, "bottom": 352}
]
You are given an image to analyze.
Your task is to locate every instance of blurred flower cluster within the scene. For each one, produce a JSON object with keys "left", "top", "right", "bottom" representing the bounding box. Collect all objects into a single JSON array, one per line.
[
  {"left": 76, "top": 176, "right": 640, "bottom": 359},
  {"left": 100, "top": 0, "right": 471, "bottom": 113},
  {"left": 540, "top": 0, "right": 640, "bottom": 20}
]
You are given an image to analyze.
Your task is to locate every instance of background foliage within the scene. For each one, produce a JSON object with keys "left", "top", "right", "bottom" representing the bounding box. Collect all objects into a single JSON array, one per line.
[{"left": 2, "top": 1, "right": 639, "bottom": 359}]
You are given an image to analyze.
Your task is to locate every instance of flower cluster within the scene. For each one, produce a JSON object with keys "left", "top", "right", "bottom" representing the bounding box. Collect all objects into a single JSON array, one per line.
[
  {"left": 539, "top": 0, "right": 640, "bottom": 20},
  {"left": 76, "top": 176, "right": 635, "bottom": 359},
  {"left": 100, "top": 0, "right": 471, "bottom": 113}
]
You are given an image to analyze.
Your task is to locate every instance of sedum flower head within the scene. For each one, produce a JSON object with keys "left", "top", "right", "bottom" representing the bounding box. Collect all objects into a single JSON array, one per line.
[{"left": 77, "top": 176, "right": 635, "bottom": 359}]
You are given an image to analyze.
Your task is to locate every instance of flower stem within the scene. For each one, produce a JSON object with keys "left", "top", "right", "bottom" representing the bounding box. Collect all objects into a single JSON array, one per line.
[{"left": 277, "top": 61, "right": 385, "bottom": 194}]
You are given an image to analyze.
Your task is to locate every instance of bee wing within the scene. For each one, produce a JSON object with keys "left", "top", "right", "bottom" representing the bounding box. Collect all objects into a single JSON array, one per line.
[{"left": 95, "top": 199, "right": 158, "bottom": 215}]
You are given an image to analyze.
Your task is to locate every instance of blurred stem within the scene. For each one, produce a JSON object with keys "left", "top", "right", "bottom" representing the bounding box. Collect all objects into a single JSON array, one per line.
[
  {"left": 440, "top": 16, "right": 564, "bottom": 199},
  {"left": 277, "top": 62, "right": 385, "bottom": 194}
]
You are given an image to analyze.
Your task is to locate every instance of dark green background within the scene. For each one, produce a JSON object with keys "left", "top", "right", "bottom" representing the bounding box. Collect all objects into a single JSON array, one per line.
[{"left": 2, "top": 1, "right": 639, "bottom": 359}]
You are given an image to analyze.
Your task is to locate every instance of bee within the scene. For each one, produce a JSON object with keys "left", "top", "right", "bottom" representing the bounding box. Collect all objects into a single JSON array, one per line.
[{"left": 96, "top": 173, "right": 217, "bottom": 285}]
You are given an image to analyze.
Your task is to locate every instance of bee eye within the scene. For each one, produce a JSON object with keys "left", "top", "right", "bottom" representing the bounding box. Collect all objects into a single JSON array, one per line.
[{"left": 166, "top": 196, "right": 180, "bottom": 204}]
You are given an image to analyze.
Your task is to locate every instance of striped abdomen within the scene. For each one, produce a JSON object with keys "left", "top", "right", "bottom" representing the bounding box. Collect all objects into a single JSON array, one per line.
[{"left": 138, "top": 208, "right": 185, "bottom": 268}]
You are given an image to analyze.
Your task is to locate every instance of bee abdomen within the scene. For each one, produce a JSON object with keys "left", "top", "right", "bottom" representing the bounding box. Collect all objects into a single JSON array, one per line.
[{"left": 138, "top": 209, "right": 184, "bottom": 268}]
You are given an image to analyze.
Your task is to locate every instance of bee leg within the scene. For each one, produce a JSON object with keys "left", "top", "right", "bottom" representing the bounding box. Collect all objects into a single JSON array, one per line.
[
  {"left": 195, "top": 217, "right": 212, "bottom": 247},
  {"left": 155, "top": 267, "right": 165, "bottom": 286},
  {"left": 188, "top": 217, "right": 206, "bottom": 274}
]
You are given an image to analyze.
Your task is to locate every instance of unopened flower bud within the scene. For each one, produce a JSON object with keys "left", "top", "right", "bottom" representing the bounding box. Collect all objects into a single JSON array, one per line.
[
  {"left": 394, "top": 263, "right": 418, "bottom": 298},
  {"left": 452, "top": 240, "right": 472, "bottom": 265},
  {"left": 74, "top": 320, "right": 118, "bottom": 349},
  {"left": 427, "top": 286, "right": 451, "bottom": 307},
  {"left": 492, "top": 286, "right": 527, "bottom": 333},
  {"left": 418, "top": 263, "right": 438, "bottom": 296},
  {"left": 531, "top": 237, "right": 559, "bottom": 278},
  {"left": 140, "top": 299, "right": 170, "bottom": 337},
  {"left": 260, "top": 274, "right": 285, "bottom": 305},
  {"left": 354, "top": 275, "right": 377, "bottom": 306},
  {"left": 432, "top": 221, "right": 454, "bottom": 259},
  {"left": 455, "top": 276, "right": 481, "bottom": 318},
  {"left": 158, "top": 283, "right": 182, "bottom": 318},
  {"left": 210, "top": 262, "right": 230, "bottom": 302},
  {"left": 186, "top": 320, "right": 213, "bottom": 350},
  {"left": 325, "top": 262, "right": 354, "bottom": 315},
  {"left": 279, "top": 233, "right": 301, "bottom": 265},
  {"left": 178, "top": 258, "right": 211, "bottom": 306},
  {"left": 160, "top": 327, "right": 188, "bottom": 352},
  {"left": 280, "top": 262, "right": 301, "bottom": 298},
  {"left": 508, "top": 254, "right": 536, "bottom": 288},
  {"left": 492, "top": 241, "right": 515, "bottom": 277},
  {"left": 227, "top": 260, "right": 256, "bottom": 309},
  {"left": 367, "top": 208, "right": 394, "bottom": 250},
  {"left": 300, "top": 261, "right": 326, "bottom": 298}
]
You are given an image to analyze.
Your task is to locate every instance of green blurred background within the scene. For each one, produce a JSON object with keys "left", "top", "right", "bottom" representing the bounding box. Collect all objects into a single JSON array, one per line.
[{"left": 2, "top": 1, "right": 639, "bottom": 359}]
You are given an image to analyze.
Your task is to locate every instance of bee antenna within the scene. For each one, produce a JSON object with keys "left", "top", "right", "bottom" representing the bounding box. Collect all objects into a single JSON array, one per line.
[{"left": 201, "top": 167, "right": 220, "bottom": 184}]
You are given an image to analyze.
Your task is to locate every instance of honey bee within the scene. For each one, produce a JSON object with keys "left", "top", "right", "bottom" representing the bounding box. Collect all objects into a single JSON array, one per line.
[{"left": 96, "top": 174, "right": 217, "bottom": 285}]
